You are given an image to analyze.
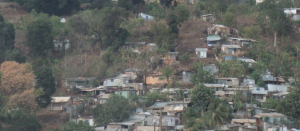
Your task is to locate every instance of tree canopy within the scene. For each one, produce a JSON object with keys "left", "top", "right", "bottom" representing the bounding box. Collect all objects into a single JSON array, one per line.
[
  {"left": 26, "top": 18, "right": 54, "bottom": 57},
  {"left": 0, "top": 14, "right": 15, "bottom": 62},
  {"left": 190, "top": 84, "right": 215, "bottom": 111},
  {"left": 15, "top": 0, "right": 80, "bottom": 15},
  {"left": 92, "top": 94, "right": 135, "bottom": 126}
]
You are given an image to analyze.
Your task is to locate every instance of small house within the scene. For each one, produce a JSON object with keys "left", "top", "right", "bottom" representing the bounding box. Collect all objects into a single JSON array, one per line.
[
  {"left": 174, "top": 71, "right": 195, "bottom": 84},
  {"left": 139, "top": 13, "right": 154, "bottom": 21},
  {"left": 272, "top": 92, "right": 289, "bottom": 100},
  {"left": 63, "top": 77, "right": 96, "bottom": 88},
  {"left": 237, "top": 57, "right": 256, "bottom": 67},
  {"left": 207, "top": 35, "right": 221, "bottom": 47},
  {"left": 228, "top": 37, "right": 256, "bottom": 47},
  {"left": 200, "top": 14, "right": 214, "bottom": 22},
  {"left": 165, "top": 52, "right": 179, "bottom": 65},
  {"left": 214, "top": 77, "right": 239, "bottom": 87},
  {"left": 256, "top": 0, "right": 264, "bottom": 5},
  {"left": 124, "top": 42, "right": 146, "bottom": 50},
  {"left": 195, "top": 48, "right": 208, "bottom": 58},
  {"left": 50, "top": 97, "right": 72, "bottom": 111},
  {"left": 53, "top": 39, "right": 71, "bottom": 51},
  {"left": 107, "top": 119, "right": 144, "bottom": 131},
  {"left": 221, "top": 45, "right": 241, "bottom": 55},
  {"left": 254, "top": 113, "right": 287, "bottom": 131},
  {"left": 203, "top": 64, "right": 219, "bottom": 76},
  {"left": 284, "top": 8, "right": 300, "bottom": 21},
  {"left": 252, "top": 87, "right": 268, "bottom": 101},
  {"left": 114, "top": 88, "right": 137, "bottom": 99},
  {"left": 98, "top": 94, "right": 111, "bottom": 104},
  {"left": 204, "top": 84, "right": 225, "bottom": 91},
  {"left": 103, "top": 73, "right": 137, "bottom": 87},
  {"left": 147, "top": 102, "right": 167, "bottom": 115}
]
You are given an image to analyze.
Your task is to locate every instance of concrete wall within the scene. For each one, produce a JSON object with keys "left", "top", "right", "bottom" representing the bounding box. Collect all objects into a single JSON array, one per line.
[
  {"left": 267, "top": 84, "right": 287, "bottom": 92},
  {"left": 104, "top": 78, "right": 129, "bottom": 86}
]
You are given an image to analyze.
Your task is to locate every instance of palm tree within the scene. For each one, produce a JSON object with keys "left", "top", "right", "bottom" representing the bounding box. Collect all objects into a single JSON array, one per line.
[{"left": 205, "top": 98, "right": 232, "bottom": 129}]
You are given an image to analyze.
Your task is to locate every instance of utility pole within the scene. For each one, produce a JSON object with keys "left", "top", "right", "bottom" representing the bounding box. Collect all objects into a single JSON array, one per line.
[{"left": 160, "top": 108, "right": 162, "bottom": 131}]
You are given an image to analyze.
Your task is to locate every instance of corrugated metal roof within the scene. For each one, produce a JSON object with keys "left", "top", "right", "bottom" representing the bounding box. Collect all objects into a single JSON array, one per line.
[
  {"left": 222, "top": 45, "right": 241, "bottom": 48},
  {"left": 254, "top": 113, "right": 286, "bottom": 118},
  {"left": 231, "top": 119, "right": 256, "bottom": 124},
  {"left": 204, "top": 84, "right": 225, "bottom": 87},
  {"left": 52, "top": 97, "right": 71, "bottom": 103},
  {"left": 195, "top": 48, "right": 208, "bottom": 52},
  {"left": 98, "top": 94, "right": 111, "bottom": 99},
  {"left": 148, "top": 102, "right": 167, "bottom": 109},
  {"left": 207, "top": 35, "right": 221, "bottom": 41},
  {"left": 272, "top": 92, "right": 290, "bottom": 96}
]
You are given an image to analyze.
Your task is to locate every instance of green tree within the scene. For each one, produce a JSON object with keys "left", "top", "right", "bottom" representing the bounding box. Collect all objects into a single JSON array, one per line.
[
  {"left": 276, "top": 91, "right": 300, "bottom": 120},
  {"left": 223, "top": 12, "right": 237, "bottom": 27},
  {"left": 0, "top": 14, "right": 15, "bottom": 62},
  {"left": 159, "top": 0, "right": 173, "bottom": 7},
  {"left": 118, "top": 0, "right": 133, "bottom": 10},
  {"left": 2, "top": 110, "right": 42, "bottom": 131},
  {"left": 15, "top": 0, "right": 80, "bottom": 15},
  {"left": 90, "top": 0, "right": 112, "bottom": 9},
  {"left": 250, "top": 61, "right": 267, "bottom": 86},
  {"left": 4, "top": 50, "right": 27, "bottom": 63},
  {"left": 34, "top": 66, "right": 56, "bottom": 108},
  {"left": 263, "top": 97, "right": 279, "bottom": 109},
  {"left": 190, "top": 84, "right": 215, "bottom": 111},
  {"left": 191, "top": 62, "right": 215, "bottom": 84},
  {"left": 218, "top": 60, "right": 248, "bottom": 77},
  {"left": 205, "top": 98, "right": 232, "bottom": 129},
  {"left": 93, "top": 94, "right": 135, "bottom": 126},
  {"left": 151, "top": 22, "right": 175, "bottom": 50},
  {"left": 166, "top": 12, "right": 179, "bottom": 36},
  {"left": 175, "top": 4, "right": 190, "bottom": 27},
  {"left": 26, "top": 18, "right": 54, "bottom": 57},
  {"left": 257, "top": 0, "right": 293, "bottom": 47},
  {"left": 160, "top": 67, "right": 175, "bottom": 87},
  {"left": 180, "top": 53, "right": 190, "bottom": 62},
  {"left": 61, "top": 121, "right": 94, "bottom": 131},
  {"left": 243, "top": 25, "right": 262, "bottom": 39},
  {"left": 89, "top": 7, "right": 129, "bottom": 50},
  {"left": 144, "top": 90, "right": 167, "bottom": 107}
]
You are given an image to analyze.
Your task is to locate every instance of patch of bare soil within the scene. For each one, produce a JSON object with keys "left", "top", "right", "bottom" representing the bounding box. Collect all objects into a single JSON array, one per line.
[
  {"left": 37, "top": 111, "right": 70, "bottom": 131},
  {"left": 0, "top": 3, "right": 28, "bottom": 24},
  {"left": 177, "top": 19, "right": 215, "bottom": 69}
]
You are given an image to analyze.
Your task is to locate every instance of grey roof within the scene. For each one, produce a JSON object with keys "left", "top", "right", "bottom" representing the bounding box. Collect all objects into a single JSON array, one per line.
[
  {"left": 147, "top": 102, "right": 167, "bottom": 109},
  {"left": 125, "top": 68, "right": 141, "bottom": 72},
  {"left": 221, "top": 45, "right": 241, "bottom": 48},
  {"left": 207, "top": 35, "right": 221, "bottom": 41},
  {"left": 108, "top": 118, "right": 143, "bottom": 126},
  {"left": 125, "top": 42, "right": 146, "bottom": 45},
  {"left": 204, "top": 84, "right": 225, "bottom": 88},
  {"left": 195, "top": 48, "right": 208, "bottom": 52}
]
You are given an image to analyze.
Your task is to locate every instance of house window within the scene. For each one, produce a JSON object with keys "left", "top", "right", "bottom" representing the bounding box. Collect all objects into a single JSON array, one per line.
[
  {"left": 111, "top": 79, "right": 113, "bottom": 82},
  {"left": 257, "top": 88, "right": 260, "bottom": 91}
]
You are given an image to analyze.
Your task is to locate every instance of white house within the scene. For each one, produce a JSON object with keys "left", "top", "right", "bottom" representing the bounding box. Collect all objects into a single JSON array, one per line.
[
  {"left": 284, "top": 8, "right": 300, "bottom": 21},
  {"left": 256, "top": 0, "right": 264, "bottom": 5},
  {"left": 221, "top": 45, "right": 241, "bottom": 55},
  {"left": 139, "top": 13, "right": 154, "bottom": 21},
  {"left": 195, "top": 48, "right": 208, "bottom": 58},
  {"left": 50, "top": 97, "right": 72, "bottom": 111}
]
